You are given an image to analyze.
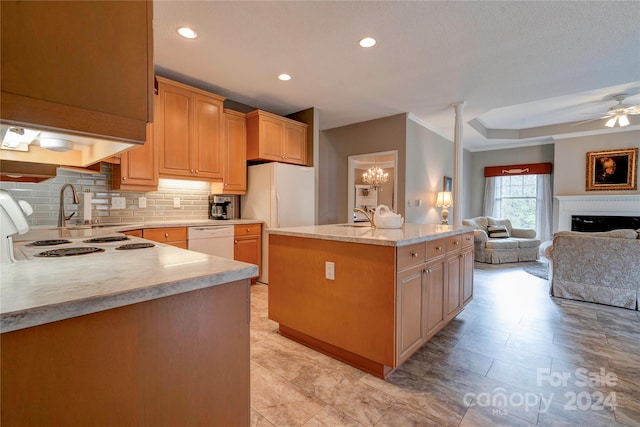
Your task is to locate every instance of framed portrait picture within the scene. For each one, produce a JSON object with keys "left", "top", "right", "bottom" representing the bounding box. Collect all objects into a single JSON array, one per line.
[
  {"left": 443, "top": 176, "right": 452, "bottom": 192},
  {"left": 586, "top": 148, "right": 638, "bottom": 191}
]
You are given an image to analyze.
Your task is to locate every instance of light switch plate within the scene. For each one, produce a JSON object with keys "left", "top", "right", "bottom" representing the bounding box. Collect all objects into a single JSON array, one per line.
[
  {"left": 325, "top": 261, "right": 335, "bottom": 280},
  {"left": 138, "top": 197, "right": 147, "bottom": 208},
  {"left": 111, "top": 197, "right": 126, "bottom": 210},
  {"left": 173, "top": 197, "right": 181, "bottom": 208}
]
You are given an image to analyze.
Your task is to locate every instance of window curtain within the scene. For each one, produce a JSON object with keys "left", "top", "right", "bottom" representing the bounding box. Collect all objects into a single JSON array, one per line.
[
  {"left": 536, "top": 174, "right": 552, "bottom": 242},
  {"left": 483, "top": 176, "right": 497, "bottom": 217}
]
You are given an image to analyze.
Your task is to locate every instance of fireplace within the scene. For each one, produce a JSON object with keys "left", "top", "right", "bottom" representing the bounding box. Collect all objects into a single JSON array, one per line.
[
  {"left": 571, "top": 215, "right": 640, "bottom": 232},
  {"left": 556, "top": 195, "right": 640, "bottom": 232}
]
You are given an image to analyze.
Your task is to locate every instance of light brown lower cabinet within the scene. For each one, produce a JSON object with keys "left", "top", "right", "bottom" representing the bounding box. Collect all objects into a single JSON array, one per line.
[
  {"left": 1, "top": 280, "right": 250, "bottom": 426},
  {"left": 234, "top": 224, "right": 261, "bottom": 282},
  {"left": 143, "top": 227, "right": 187, "bottom": 249},
  {"left": 269, "top": 231, "right": 474, "bottom": 379}
]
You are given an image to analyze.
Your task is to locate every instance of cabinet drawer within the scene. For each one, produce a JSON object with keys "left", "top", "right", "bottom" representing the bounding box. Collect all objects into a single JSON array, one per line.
[
  {"left": 426, "top": 238, "right": 446, "bottom": 259},
  {"left": 461, "top": 232, "right": 474, "bottom": 248},
  {"left": 234, "top": 223, "right": 261, "bottom": 237},
  {"left": 397, "top": 243, "right": 425, "bottom": 270},
  {"left": 446, "top": 235, "right": 462, "bottom": 252},
  {"left": 143, "top": 227, "right": 187, "bottom": 243}
]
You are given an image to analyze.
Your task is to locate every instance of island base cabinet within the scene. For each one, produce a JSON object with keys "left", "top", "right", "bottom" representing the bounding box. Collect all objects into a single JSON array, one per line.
[
  {"left": 269, "top": 234, "right": 396, "bottom": 378},
  {"left": 1, "top": 280, "right": 250, "bottom": 427}
]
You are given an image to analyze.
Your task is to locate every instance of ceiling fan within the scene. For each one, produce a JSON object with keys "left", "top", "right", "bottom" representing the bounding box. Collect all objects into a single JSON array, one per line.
[{"left": 573, "top": 93, "right": 640, "bottom": 128}]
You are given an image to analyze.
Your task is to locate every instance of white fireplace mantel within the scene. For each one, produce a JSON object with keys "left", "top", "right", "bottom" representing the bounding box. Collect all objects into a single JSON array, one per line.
[{"left": 556, "top": 195, "right": 640, "bottom": 231}]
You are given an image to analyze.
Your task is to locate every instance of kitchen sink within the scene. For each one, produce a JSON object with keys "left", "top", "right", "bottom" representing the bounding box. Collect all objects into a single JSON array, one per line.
[{"left": 336, "top": 223, "right": 372, "bottom": 228}]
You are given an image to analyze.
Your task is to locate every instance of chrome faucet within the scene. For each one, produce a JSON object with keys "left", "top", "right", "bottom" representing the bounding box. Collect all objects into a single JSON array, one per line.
[
  {"left": 353, "top": 207, "right": 375, "bottom": 227},
  {"left": 58, "top": 184, "right": 79, "bottom": 227}
]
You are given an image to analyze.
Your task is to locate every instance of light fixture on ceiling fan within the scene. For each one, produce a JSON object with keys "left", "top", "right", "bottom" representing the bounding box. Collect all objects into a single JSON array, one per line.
[{"left": 601, "top": 94, "right": 638, "bottom": 128}]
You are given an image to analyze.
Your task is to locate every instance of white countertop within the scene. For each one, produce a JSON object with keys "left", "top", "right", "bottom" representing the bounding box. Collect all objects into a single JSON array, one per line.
[
  {"left": 267, "top": 223, "right": 472, "bottom": 247},
  {"left": 1, "top": 233, "right": 258, "bottom": 333},
  {"left": 16, "top": 219, "right": 263, "bottom": 242}
]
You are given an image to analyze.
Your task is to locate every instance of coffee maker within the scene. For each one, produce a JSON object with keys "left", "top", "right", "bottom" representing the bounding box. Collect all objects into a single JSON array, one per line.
[{"left": 209, "top": 195, "right": 237, "bottom": 220}]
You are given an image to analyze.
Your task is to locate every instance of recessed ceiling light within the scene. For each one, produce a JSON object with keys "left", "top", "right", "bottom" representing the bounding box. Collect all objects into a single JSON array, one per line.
[
  {"left": 359, "top": 37, "right": 376, "bottom": 48},
  {"left": 177, "top": 27, "right": 198, "bottom": 39},
  {"left": 278, "top": 74, "right": 292, "bottom": 81}
]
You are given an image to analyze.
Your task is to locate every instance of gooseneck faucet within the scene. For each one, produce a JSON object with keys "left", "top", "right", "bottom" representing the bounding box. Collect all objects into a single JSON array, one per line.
[
  {"left": 353, "top": 207, "right": 375, "bottom": 227},
  {"left": 58, "top": 184, "right": 79, "bottom": 227}
]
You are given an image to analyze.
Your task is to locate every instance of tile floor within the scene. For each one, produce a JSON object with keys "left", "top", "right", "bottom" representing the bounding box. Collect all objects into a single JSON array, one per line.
[{"left": 249, "top": 262, "right": 640, "bottom": 426}]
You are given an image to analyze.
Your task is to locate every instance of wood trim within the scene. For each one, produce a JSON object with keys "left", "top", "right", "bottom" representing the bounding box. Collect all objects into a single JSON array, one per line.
[
  {"left": 279, "top": 325, "right": 394, "bottom": 379},
  {"left": 154, "top": 76, "right": 225, "bottom": 102},
  {"left": 484, "top": 162, "right": 552, "bottom": 177},
  {"left": 1, "top": 92, "right": 147, "bottom": 144}
]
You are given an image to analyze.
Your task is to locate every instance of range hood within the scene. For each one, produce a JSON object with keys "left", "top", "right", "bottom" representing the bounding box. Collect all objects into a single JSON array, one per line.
[{"left": 0, "top": 122, "right": 136, "bottom": 168}]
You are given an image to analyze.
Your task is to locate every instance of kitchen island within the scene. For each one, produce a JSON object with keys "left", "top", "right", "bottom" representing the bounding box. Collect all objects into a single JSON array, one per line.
[
  {"left": 1, "top": 232, "right": 257, "bottom": 426},
  {"left": 268, "top": 223, "right": 474, "bottom": 379}
]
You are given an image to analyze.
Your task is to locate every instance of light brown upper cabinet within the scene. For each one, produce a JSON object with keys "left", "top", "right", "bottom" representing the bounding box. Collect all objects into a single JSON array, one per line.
[
  {"left": 221, "top": 110, "right": 247, "bottom": 194},
  {"left": 246, "top": 110, "right": 308, "bottom": 165},
  {"left": 112, "top": 123, "right": 158, "bottom": 192},
  {"left": 0, "top": 1, "right": 153, "bottom": 144},
  {"left": 156, "top": 77, "right": 225, "bottom": 181}
]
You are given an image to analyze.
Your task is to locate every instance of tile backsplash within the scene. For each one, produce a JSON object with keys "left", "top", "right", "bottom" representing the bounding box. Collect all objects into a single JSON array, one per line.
[{"left": 0, "top": 164, "right": 211, "bottom": 227}]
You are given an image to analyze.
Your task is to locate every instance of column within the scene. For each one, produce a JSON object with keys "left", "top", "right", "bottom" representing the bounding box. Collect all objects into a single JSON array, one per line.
[{"left": 452, "top": 102, "right": 465, "bottom": 225}]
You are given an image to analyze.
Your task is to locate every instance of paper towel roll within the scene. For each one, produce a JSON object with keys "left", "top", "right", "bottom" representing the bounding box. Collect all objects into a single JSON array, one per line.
[{"left": 83, "top": 192, "right": 92, "bottom": 222}]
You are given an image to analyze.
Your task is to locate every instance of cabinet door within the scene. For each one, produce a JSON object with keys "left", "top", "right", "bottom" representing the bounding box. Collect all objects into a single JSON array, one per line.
[
  {"left": 445, "top": 253, "right": 462, "bottom": 319},
  {"left": 223, "top": 112, "right": 247, "bottom": 194},
  {"left": 234, "top": 236, "right": 260, "bottom": 278},
  {"left": 396, "top": 265, "right": 426, "bottom": 364},
  {"left": 425, "top": 259, "right": 446, "bottom": 337},
  {"left": 461, "top": 247, "right": 474, "bottom": 306},
  {"left": 193, "top": 94, "right": 223, "bottom": 179},
  {"left": 258, "top": 116, "right": 284, "bottom": 161},
  {"left": 283, "top": 123, "right": 306, "bottom": 165},
  {"left": 114, "top": 123, "right": 158, "bottom": 191},
  {"left": 157, "top": 82, "right": 192, "bottom": 177}
]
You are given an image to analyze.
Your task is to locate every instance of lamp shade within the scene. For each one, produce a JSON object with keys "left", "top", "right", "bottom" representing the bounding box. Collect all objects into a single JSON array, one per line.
[{"left": 436, "top": 191, "right": 453, "bottom": 207}]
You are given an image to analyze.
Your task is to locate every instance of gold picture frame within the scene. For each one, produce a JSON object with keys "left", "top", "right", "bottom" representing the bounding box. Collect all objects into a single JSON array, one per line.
[{"left": 586, "top": 148, "right": 638, "bottom": 191}]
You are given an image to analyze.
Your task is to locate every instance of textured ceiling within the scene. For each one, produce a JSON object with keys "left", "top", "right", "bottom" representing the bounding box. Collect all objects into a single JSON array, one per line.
[{"left": 154, "top": 1, "right": 640, "bottom": 151}]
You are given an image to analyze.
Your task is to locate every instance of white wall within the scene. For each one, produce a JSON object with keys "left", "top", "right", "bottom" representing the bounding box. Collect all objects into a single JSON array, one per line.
[
  {"left": 405, "top": 119, "right": 454, "bottom": 224},
  {"left": 553, "top": 130, "right": 640, "bottom": 196}
]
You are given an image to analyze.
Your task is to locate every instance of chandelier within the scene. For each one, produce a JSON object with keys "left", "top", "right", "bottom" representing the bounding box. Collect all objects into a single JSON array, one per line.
[{"left": 362, "top": 166, "right": 388, "bottom": 190}]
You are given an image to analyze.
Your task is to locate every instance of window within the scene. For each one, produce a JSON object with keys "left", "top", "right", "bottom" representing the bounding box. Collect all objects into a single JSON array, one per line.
[{"left": 493, "top": 175, "right": 537, "bottom": 230}]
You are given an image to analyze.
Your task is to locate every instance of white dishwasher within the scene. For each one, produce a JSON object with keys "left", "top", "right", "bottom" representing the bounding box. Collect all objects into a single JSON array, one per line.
[{"left": 187, "top": 226, "right": 235, "bottom": 259}]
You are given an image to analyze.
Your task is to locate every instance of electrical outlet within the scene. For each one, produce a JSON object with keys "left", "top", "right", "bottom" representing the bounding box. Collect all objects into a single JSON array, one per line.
[
  {"left": 173, "top": 197, "right": 181, "bottom": 208},
  {"left": 407, "top": 200, "right": 412, "bottom": 207},
  {"left": 111, "top": 197, "right": 126, "bottom": 209},
  {"left": 138, "top": 197, "right": 147, "bottom": 208},
  {"left": 415, "top": 199, "right": 422, "bottom": 207},
  {"left": 325, "top": 261, "right": 335, "bottom": 280}
]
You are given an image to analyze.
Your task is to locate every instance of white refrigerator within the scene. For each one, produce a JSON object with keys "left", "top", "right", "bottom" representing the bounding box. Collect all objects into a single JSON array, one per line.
[{"left": 241, "top": 162, "right": 315, "bottom": 284}]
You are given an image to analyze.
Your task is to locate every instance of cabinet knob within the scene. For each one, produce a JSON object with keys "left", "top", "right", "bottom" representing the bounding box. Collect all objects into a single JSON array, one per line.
[
  {"left": 224, "top": 183, "right": 228, "bottom": 186},
  {"left": 195, "top": 169, "right": 199, "bottom": 174},
  {"left": 122, "top": 176, "right": 127, "bottom": 181},
  {"left": 246, "top": 228, "right": 250, "bottom": 232},
  {"left": 454, "top": 241, "right": 459, "bottom": 245},
  {"left": 234, "top": 240, "right": 238, "bottom": 243},
  {"left": 411, "top": 251, "right": 418, "bottom": 257},
  {"left": 190, "top": 169, "right": 195, "bottom": 174},
  {"left": 165, "top": 233, "right": 169, "bottom": 238},
  {"left": 436, "top": 246, "right": 442, "bottom": 251}
]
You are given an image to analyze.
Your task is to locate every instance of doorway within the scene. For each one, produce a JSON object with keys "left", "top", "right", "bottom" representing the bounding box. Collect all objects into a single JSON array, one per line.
[{"left": 347, "top": 151, "right": 398, "bottom": 223}]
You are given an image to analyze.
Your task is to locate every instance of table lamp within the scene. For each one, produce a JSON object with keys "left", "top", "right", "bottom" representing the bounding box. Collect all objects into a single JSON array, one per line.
[{"left": 436, "top": 191, "right": 453, "bottom": 224}]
